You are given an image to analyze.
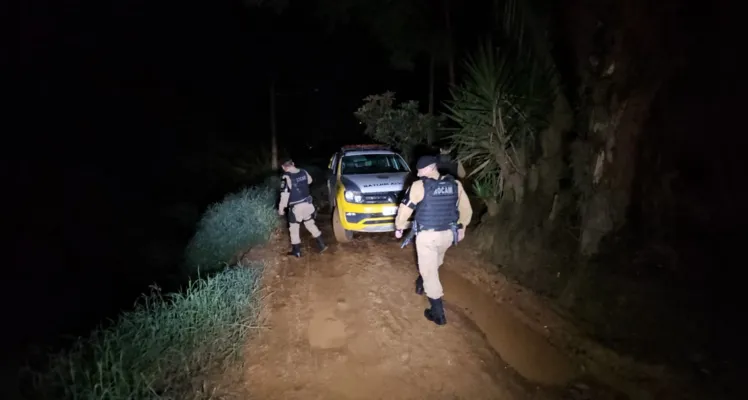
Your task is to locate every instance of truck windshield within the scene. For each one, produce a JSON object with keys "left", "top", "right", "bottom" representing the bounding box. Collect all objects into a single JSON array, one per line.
[{"left": 341, "top": 154, "right": 409, "bottom": 175}]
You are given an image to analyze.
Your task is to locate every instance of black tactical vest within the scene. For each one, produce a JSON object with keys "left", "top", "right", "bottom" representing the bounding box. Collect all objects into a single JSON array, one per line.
[
  {"left": 414, "top": 176, "right": 459, "bottom": 231},
  {"left": 284, "top": 169, "right": 311, "bottom": 205}
]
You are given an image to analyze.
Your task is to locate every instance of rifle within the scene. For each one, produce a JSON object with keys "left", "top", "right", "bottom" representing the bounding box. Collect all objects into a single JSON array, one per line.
[{"left": 399, "top": 221, "right": 419, "bottom": 248}]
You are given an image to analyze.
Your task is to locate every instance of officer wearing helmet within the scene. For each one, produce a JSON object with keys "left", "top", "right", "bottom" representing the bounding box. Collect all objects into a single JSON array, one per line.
[
  {"left": 278, "top": 158, "right": 327, "bottom": 257},
  {"left": 394, "top": 155, "right": 473, "bottom": 325}
]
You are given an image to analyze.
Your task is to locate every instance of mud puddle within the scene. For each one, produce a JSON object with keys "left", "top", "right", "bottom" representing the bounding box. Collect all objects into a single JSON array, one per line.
[{"left": 440, "top": 268, "right": 580, "bottom": 386}]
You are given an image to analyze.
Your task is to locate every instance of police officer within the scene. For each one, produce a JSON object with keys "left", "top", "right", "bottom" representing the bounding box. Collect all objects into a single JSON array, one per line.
[
  {"left": 278, "top": 159, "right": 327, "bottom": 257},
  {"left": 436, "top": 146, "right": 466, "bottom": 179},
  {"left": 394, "top": 155, "right": 473, "bottom": 325}
]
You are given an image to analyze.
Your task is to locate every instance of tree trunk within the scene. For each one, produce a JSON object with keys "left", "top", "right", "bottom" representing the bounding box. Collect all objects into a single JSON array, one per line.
[
  {"left": 578, "top": 88, "right": 661, "bottom": 256},
  {"left": 493, "top": 0, "right": 500, "bottom": 27},
  {"left": 427, "top": 53, "right": 435, "bottom": 145},
  {"left": 443, "top": 0, "right": 455, "bottom": 87},
  {"left": 483, "top": 198, "right": 499, "bottom": 217},
  {"left": 557, "top": 0, "right": 680, "bottom": 307},
  {"left": 562, "top": 0, "right": 671, "bottom": 257},
  {"left": 270, "top": 79, "right": 278, "bottom": 170},
  {"left": 495, "top": 146, "right": 527, "bottom": 205}
]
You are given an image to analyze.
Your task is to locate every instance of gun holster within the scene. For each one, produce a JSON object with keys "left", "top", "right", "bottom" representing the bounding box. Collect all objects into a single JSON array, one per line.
[
  {"left": 287, "top": 208, "right": 297, "bottom": 224},
  {"left": 450, "top": 224, "right": 459, "bottom": 245},
  {"left": 288, "top": 199, "right": 316, "bottom": 225}
]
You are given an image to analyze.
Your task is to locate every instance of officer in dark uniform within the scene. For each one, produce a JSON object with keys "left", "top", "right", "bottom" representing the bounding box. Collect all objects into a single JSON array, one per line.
[
  {"left": 436, "top": 146, "right": 466, "bottom": 179},
  {"left": 278, "top": 159, "right": 327, "bottom": 257},
  {"left": 394, "top": 156, "right": 473, "bottom": 325}
]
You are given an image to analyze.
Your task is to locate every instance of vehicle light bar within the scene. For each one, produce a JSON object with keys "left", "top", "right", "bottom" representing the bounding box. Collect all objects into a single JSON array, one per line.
[{"left": 341, "top": 144, "right": 391, "bottom": 152}]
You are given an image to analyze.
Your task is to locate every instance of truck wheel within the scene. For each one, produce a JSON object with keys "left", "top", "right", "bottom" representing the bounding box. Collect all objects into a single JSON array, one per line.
[{"left": 332, "top": 207, "right": 353, "bottom": 243}]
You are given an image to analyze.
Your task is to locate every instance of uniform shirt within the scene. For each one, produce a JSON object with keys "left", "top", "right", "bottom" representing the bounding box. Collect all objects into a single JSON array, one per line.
[
  {"left": 394, "top": 170, "right": 473, "bottom": 230},
  {"left": 279, "top": 167, "right": 314, "bottom": 210}
]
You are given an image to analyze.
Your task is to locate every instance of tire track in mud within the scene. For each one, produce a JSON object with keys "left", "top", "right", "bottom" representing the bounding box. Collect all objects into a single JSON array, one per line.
[
  {"left": 240, "top": 222, "right": 612, "bottom": 399},
  {"left": 439, "top": 268, "right": 579, "bottom": 385},
  {"left": 367, "top": 232, "right": 580, "bottom": 385}
]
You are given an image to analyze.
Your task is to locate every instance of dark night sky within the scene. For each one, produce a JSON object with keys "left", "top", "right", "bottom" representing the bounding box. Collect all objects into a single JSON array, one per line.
[{"left": 19, "top": 1, "right": 407, "bottom": 149}]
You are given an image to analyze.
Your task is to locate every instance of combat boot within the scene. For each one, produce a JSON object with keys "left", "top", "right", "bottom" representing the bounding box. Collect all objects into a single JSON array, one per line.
[
  {"left": 424, "top": 297, "right": 447, "bottom": 326},
  {"left": 287, "top": 244, "right": 301, "bottom": 257},
  {"left": 415, "top": 275, "right": 424, "bottom": 295},
  {"left": 315, "top": 236, "right": 328, "bottom": 254}
]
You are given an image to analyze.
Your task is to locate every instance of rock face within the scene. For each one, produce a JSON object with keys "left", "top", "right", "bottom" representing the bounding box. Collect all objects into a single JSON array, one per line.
[{"left": 470, "top": 0, "right": 700, "bottom": 299}]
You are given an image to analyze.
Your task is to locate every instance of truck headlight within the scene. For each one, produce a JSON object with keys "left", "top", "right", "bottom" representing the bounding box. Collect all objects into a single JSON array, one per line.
[{"left": 344, "top": 190, "right": 364, "bottom": 203}]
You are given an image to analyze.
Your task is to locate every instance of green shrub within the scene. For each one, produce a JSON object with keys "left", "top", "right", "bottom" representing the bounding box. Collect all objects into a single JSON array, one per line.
[
  {"left": 354, "top": 91, "right": 443, "bottom": 162},
  {"left": 27, "top": 183, "right": 280, "bottom": 399},
  {"left": 30, "top": 265, "right": 265, "bottom": 399},
  {"left": 184, "top": 185, "right": 278, "bottom": 275}
]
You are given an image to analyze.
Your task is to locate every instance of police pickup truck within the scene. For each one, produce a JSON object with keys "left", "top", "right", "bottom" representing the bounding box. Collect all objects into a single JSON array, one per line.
[{"left": 326, "top": 144, "right": 412, "bottom": 243}]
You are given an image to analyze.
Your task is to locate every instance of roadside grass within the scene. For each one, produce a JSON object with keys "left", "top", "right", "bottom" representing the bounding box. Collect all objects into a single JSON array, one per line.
[
  {"left": 27, "top": 183, "right": 279, "bottom": 399},
  {"left": 184, "top": 185, "right": 277, "bottom": 276}
]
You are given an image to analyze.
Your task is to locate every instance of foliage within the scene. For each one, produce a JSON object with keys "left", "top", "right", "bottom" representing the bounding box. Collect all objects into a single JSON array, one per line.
[
  {"left": 184, "top": 186, "right": 278, "bottom": 275},
  {"left": 354, "top": 92, "right": 443, "bottom": 161},
  {"left": 28, "top": 265, "right": 265, "bottom": 399},
  {"left": 178, "top": 138, "right": 278, "bottom": 210},
  {"left": 472, "top": 174, "right": 504, "bottom": 200},
  {"left": 445, "top": 0, "right": 559, "bottom": 199},
  {"left": 204, "top": 138, "right": 275, "bottom": 181},
  {"left": 27, "top": 180, "right": 280, "bottom": 398}
]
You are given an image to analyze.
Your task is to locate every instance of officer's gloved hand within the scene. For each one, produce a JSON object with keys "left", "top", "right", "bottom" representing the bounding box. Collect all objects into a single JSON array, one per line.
[
  {"left": 278, "top": 208, "right": 285, "bottom": 216},
  {"left": 458, "top": 228, "right": 466, "bottom": 242},
  {"left": 395, "top": 229, "right": 403, "bottom": 239}
]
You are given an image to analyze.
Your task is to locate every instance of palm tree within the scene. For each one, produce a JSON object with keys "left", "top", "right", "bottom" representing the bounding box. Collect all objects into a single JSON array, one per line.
[{"left": 445, "top": 0, "right": 560, "bottom": 216}]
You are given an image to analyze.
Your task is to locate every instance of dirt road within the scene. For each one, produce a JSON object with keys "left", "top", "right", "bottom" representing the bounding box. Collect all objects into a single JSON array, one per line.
[{"left": 234, "top": 216, "right": 635, "bottom": 399}]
